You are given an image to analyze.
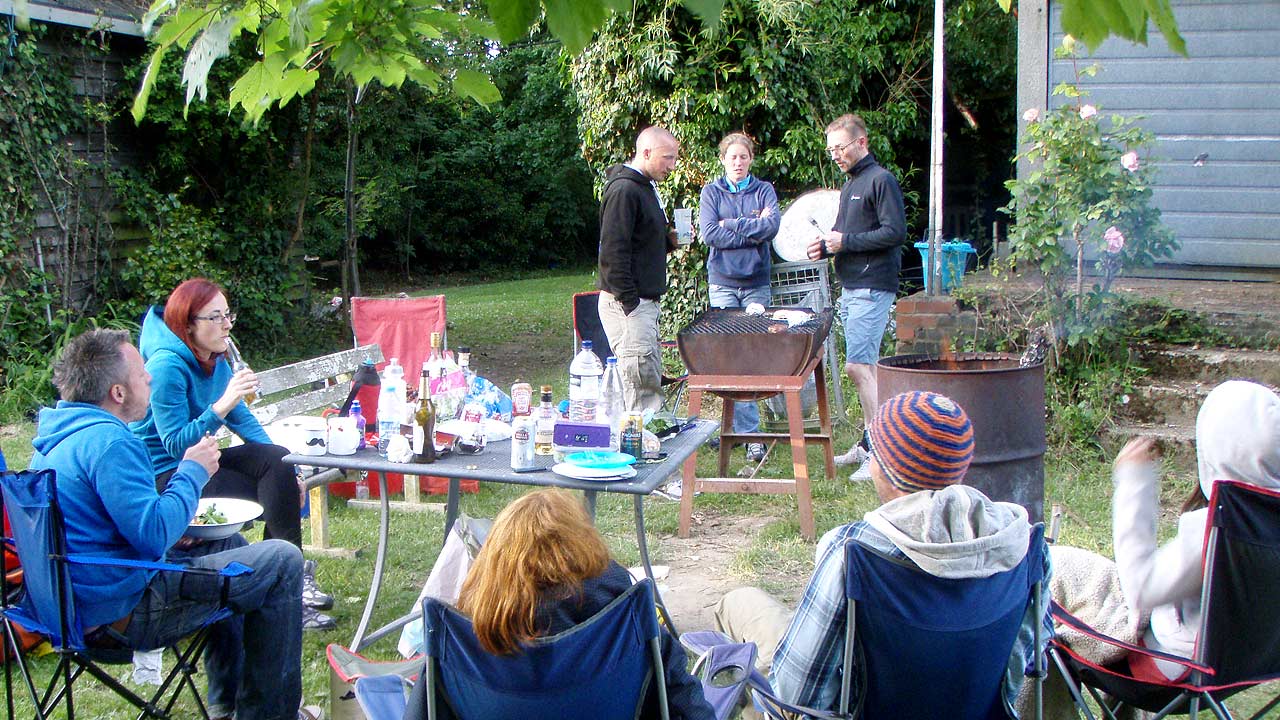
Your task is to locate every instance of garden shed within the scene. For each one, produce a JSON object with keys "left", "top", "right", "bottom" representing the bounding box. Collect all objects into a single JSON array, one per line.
[
  {"left": 1016, "top": 0, "right": 1280, "bottom": 278},
  {"left": 1, "top": 0, "right": 148, "bottom": 310}
]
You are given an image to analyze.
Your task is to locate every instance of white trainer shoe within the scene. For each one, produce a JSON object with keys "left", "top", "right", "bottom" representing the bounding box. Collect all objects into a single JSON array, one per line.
[
  {"left": 849, "top": 458, "right": 874, "bottom": 482},
  {"left": 834, "top": 445, "right": 869, "bottom": 467}
]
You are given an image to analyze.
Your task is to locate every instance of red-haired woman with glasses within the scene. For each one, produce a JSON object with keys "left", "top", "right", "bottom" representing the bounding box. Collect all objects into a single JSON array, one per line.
[{"left": 130, "top": 278, "right": 336, "bottom": 630}]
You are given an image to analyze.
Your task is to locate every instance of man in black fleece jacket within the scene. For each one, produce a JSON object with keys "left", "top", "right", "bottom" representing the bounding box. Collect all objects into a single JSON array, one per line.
[
  {"left": 597, "top": 126, "right": 680, "bottom": 412},
  {"left": 807, "top": 114, "right": 907, "bottom": 480}
]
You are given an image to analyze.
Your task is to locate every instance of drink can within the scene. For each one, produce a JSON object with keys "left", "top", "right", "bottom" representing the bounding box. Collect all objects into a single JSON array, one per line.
[
  {"left": 510, "top": 416, "right": 537, "bottom": 470},
  {"left": 620, "top": 413, "right": 644, "bottom": 459}
]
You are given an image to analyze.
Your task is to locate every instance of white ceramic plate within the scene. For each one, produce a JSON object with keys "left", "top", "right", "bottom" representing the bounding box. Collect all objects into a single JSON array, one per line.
[
  {"left": 551, "top": 463, "right": 638, "bottom": 481},
  {"left": 186, "top": 497, "right": 264, "bottom": 540}
]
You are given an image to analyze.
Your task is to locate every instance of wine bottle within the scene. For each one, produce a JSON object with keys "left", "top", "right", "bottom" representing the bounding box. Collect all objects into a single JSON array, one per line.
[{"left": 412, "top": 366, "right": 437, "bottom": 463}]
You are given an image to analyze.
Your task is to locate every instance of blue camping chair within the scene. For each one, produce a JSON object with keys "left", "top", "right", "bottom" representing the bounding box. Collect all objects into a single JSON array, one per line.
[
  {"left": 359, "top": 577, "right": 666, "bottom": 720},
  {"left": 684, "top": 524, "right": 1048, "bottom": 719},
  {"left": 0, "top": 467, "right": 252, "bottom": 720}
]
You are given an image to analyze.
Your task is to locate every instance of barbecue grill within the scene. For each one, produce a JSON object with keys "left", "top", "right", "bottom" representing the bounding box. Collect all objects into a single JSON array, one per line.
[
  {"left": 677, "top": 308, "right": 833, "bottom": 400},
  {"left": 675, "top": 307, "right": 837, "bottom": 541}
]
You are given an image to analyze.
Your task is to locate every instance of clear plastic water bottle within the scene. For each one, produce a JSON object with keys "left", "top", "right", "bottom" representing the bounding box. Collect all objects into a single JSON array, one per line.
[
  {"left": 354, "top": 472, "right": 370, "bottom": 500},
  {"left": 600, "top": 356, "right": 625, "bottom": 451},
  {"left": 377, "top": 364, "right": 402, "bottom": 457},
  {"left": 568, "top": 340, "right": 604, "bottom": 422}
]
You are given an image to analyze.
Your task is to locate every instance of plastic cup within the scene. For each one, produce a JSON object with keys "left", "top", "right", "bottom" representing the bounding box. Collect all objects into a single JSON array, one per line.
[{"left": 674, "top": 208, "right": 693, "bottom": 245}]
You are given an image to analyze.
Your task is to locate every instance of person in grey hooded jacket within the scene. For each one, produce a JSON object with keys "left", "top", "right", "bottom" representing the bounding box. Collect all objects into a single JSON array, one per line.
[
  {"left": 713, "top": 391, "right": 1050, "bottom": 716},
  {"left": 699, "top": 131, "right": 781, "bottom": 462}
]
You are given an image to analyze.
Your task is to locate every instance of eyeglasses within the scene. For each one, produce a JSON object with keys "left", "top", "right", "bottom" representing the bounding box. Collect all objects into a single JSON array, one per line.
[
  {"left": 193, "top": 311, "right": 236, "bottom": 325},
  {"left": 826, "top": 137, "right": 864, "bottom": 155}
]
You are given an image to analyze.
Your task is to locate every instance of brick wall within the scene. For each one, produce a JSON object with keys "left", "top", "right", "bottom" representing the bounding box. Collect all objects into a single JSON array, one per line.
[{"left": 894, "top": 292, "right": 976, "bottom": 355}]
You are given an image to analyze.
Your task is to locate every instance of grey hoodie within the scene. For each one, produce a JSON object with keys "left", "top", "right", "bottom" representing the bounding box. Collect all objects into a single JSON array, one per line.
[{"left": 864, "top": 484, "right": 1032, "bottom": 579}]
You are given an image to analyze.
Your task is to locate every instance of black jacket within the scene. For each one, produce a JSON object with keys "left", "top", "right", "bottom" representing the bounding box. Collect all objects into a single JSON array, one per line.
[
  {"left": 832, "top": 153, "right": 907, "bottom": 293},
  {"left": 596, "top": 165, "right": 672, "bottom": 314}
]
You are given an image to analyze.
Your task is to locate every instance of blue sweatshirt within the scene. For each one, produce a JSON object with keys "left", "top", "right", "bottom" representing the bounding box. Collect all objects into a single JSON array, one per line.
[
  {"left": 29, "top": 402, "right": 209, "bottom": 627},
  {"left": 130, "top": 307, "right": 270, "bottom": 476},
  {"left": 699, "top": 175, "right": 781, "bottom": 288}
]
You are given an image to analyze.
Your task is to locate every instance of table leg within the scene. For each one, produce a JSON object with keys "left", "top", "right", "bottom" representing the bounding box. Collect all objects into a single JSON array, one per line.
[
  {"left": 584, "top": 489, "right": 598, "bottom": 521},
  {"left": 679, "top": 389, "right": 705, "bottom": 538},
  {"left": 635, "top": 495, "right": 678, "bottom": 637},
  {"left": 352, "top": 471, "right": 392, "bottom": 650},
  {"left": 444, "top": 477, "right": 460, "bottom": 539}
]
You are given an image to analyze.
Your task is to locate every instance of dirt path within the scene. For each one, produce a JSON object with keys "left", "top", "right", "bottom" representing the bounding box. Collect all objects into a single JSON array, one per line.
[{"left": 651, "top": 510, "right": 807, "bottom": 633}]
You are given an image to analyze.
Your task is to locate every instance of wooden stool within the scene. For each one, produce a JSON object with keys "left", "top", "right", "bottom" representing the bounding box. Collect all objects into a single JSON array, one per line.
[{"left": 678, "top": 356, "right": 836, "bottom": 540}]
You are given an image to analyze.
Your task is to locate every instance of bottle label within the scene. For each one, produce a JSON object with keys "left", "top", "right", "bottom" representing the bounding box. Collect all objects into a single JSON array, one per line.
[{"left": 511, "top": 383, "right": 533, "bottom": 416}]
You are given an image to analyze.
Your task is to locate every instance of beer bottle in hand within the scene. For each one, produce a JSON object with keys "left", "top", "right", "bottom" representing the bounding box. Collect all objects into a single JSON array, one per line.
[{"left": 412, "top": 369, "right": 437, "bottom": 464}]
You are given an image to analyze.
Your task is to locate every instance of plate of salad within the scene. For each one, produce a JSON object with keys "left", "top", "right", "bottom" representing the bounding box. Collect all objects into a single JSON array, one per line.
[{"left": 186, "top": 498, "right": 263, "bottom": 540}]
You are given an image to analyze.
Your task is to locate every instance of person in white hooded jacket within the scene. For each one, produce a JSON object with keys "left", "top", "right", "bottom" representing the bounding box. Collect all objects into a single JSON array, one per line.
[
  {"left": 713, "top": 391, "right": 1051, "bottom": 716},
  {"left": 1112, "top": 379, "right": 1280, "bottom": 679}
]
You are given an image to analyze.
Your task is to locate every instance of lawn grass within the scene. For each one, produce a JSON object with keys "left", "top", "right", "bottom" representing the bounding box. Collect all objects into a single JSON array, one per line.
[{"left": 2, "top": 269, "right": 1274, "bottom": 717}]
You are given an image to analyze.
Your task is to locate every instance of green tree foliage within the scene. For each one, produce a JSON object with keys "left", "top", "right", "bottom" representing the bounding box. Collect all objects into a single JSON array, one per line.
[
  {"left": 126, "top": 0, "right": 1181, "bottom": 125},
  {"left": 306, "top": 39, "right": 598, "bottom": 276},
  {"left": 569, "top": 0, "right": 1016, "bottom": 334}
]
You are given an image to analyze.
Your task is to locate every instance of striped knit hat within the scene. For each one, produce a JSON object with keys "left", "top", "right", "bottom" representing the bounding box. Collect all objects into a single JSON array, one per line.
[{"left": 869, "top": 391, "right": 975, "bottom": 492}]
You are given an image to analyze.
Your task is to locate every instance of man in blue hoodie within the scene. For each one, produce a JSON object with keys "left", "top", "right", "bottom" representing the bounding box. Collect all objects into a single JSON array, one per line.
[{"left": 29, "top": 329, "right": 316, "bottom": 720}]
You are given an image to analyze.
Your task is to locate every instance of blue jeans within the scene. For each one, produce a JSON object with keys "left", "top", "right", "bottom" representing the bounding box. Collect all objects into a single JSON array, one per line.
[
  {"left": 709, "top": 284, "right": 772, "bottom": 435},
  {"left": 125, "top": 535, "right": 303, "bottom": 720}
]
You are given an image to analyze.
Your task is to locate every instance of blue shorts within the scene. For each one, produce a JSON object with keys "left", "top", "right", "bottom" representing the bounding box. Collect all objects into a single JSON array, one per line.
[{"left": 839, "top": 288, "right": 895, "bottom": 365}]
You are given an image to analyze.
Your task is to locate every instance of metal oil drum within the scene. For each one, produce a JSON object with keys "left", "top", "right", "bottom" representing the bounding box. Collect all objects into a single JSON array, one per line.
[{"left": 876, "top": 353, "right": 1045, "bottom": 522}]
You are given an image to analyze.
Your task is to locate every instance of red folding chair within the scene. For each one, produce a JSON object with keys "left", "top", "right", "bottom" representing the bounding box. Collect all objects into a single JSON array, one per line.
[
  {"left": 349, "top": 295, "right": 476, "bottom": 496},
  {"left": 1049, "top": 480, "right": 1280, "bottom": 719}
]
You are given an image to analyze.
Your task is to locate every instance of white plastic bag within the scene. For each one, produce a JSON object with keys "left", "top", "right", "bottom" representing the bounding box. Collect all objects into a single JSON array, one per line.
[{"left": 396, "top": 515, "right": 490, "bottom": 657}]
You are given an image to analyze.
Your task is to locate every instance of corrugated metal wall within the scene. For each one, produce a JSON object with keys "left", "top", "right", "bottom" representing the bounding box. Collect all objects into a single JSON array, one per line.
[{"left": 1048, "top": 0, "right": 1280, "bottom": 268}]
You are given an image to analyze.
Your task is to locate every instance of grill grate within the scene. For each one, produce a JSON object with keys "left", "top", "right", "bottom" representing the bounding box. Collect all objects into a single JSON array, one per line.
[{"left": 680, "top": 309, "right": 822, "bottom": 336}]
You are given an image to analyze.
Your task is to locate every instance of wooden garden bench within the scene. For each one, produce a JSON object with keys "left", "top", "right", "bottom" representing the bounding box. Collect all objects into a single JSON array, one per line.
[{"left": 248, "top": 343, "right": 384, "bottom": 558}]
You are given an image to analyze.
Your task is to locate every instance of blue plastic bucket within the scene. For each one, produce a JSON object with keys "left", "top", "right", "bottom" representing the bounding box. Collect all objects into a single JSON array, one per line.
[{"left": 914, "top": 240, "right": 976, "bottom": 294}]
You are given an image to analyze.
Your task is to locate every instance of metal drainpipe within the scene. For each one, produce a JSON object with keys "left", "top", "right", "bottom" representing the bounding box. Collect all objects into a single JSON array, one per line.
[{"left": 926, "top": 0, "right": 946, "bottom": 296}]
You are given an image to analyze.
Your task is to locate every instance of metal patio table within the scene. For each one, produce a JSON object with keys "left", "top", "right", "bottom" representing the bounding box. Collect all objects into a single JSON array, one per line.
[{"left": 284, "top": 418, "right": 714, "bottom": 651}]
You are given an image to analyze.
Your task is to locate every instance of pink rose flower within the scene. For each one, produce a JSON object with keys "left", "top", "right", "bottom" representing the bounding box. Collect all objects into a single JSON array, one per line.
[
  {"left": 1080, "top": 104, "right": 1098, "bottom": 120},
  {"left": 1022, "top": 108, "right": 1040, "bottom": 123},
  {"left": 1104, "top": 226, "right": 1125, "bottom": 253},
  {"left": 1121, "top": 151, "right": 1140, "bottom": 172}
]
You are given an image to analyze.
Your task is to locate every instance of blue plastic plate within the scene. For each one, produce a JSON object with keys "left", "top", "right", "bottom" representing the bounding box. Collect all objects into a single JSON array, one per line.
[{"left": 564, "top": 451, "right": 636, "bottom": 469}]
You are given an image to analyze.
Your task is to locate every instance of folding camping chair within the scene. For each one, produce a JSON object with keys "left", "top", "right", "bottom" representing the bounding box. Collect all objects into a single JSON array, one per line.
[
  {"left": 356, "top": 578, "right": 672, "bottom": 720},
  {"left": 683, "top": 524, "right": 1049, "bottom": 720},
  {"left": 571, "top": 290, "right": 687, "bottom": 413},
  {"left": 1, "top": 468, "right": 252, "bottom": 720},
  {"left": 351, "top": 295, "right": 448, "bottom": 384},
  {"left": 350, "top": 294, "right": 475, "bottom": 499},
  {"left": 1048, "top": 480, "right": 1280, "bottom": 720}
]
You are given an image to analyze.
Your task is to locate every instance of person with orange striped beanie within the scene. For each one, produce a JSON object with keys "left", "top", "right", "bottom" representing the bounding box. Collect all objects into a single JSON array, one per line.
[{"left": 711, "top": 391, "right": 1050, "bottom": 717}]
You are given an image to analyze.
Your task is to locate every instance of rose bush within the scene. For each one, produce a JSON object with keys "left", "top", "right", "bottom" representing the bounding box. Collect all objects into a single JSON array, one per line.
[{"left": 1001, "top": 43, "right": 1177, "bottom": 349}]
